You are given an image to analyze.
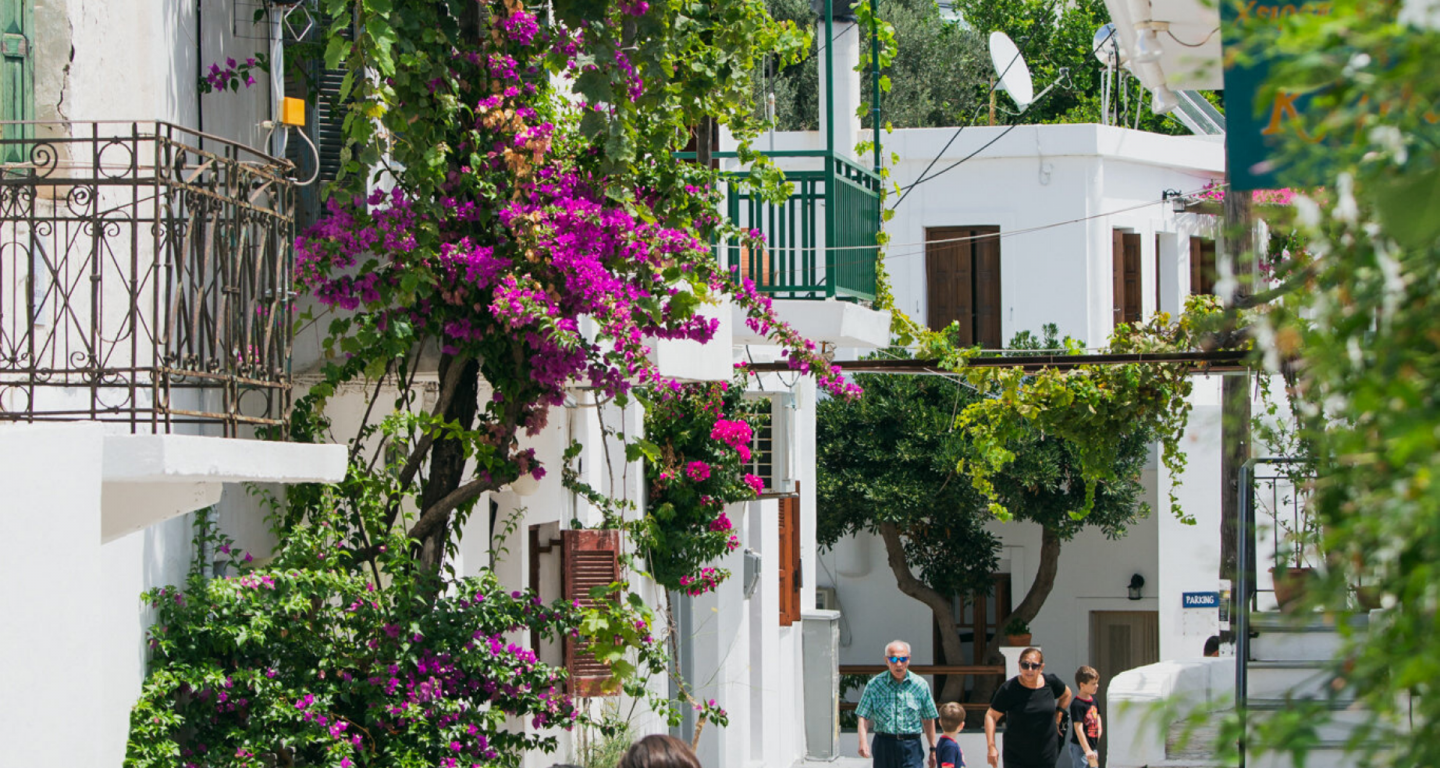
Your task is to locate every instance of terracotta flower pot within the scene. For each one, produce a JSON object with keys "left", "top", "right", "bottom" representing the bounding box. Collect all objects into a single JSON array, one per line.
[
  {"left": 1271, "top": 566, "right": 1313, "bottom": 613},
  {"left": 1004, "top": 633, "right": 1032, "bottom": 647}
]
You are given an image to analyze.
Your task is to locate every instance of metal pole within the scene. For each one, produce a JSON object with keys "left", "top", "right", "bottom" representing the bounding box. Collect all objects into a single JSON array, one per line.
[
  {"left": 1235, "top": 459, "right": 1255, "bottom": 768},
  {"left": 824, "top": 0, "right": 834, "bottom": 158},
  {"left": 870, "top": 0, "right": 880, "bottom": 176}
]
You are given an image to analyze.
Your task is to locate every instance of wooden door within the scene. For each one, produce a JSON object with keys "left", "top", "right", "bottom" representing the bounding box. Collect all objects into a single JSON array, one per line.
[{"left": 1089, "top": 611, "right": 1160, "bottom": 765}]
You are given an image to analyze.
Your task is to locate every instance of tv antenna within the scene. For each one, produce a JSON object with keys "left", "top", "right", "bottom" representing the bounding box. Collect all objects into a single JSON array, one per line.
[{"left": 988, "top": 32, "right": 1066, "bottom": 114}]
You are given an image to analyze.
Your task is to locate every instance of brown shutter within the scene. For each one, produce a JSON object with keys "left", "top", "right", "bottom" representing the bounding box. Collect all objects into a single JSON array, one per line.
[
  {"left": 1112, "top": 229, "right": 1126, "bottom": 329},
  {"left": 778, "top": 488, "right": 802, "bottom": 626},
  {"left": 562, "top": 529, "right": 621, "bottom": 696},
  {"left": 1154, "top": 234, "right": 1162, "bottom": 315},
  {"left": 975, "top": 232, "right": 1002, "bottom": 349},
  {"left": 1123, "top": 233, "right": 1142, "bottom": 324},
  {"left": 926, "top": 228, "right": 968, "bottom": 339}
]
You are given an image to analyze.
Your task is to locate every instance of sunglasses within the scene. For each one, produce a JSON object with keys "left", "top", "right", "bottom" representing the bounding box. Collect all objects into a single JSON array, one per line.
[
  {"left": 1019, "top": 661, "right": 1043, "bottom": 671},
  {"left": 887, "top": 656, "right": 910, "bottom": 664}
]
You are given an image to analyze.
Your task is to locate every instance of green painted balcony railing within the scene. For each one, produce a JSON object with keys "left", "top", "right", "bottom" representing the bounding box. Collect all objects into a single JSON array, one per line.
[{"left": 685, "top": 150, "right": 882, "bottom": 302}]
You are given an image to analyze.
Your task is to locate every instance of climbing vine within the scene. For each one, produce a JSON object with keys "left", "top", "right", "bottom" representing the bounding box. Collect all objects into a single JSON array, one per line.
[{"left": 937, "top": 297, "right": 1224, "bottom": 522}]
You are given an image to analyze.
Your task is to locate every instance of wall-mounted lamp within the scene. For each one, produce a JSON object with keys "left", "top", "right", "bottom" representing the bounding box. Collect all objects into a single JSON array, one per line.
[
  {"left": 1162, "top": 189, "right": 1189, "bottom": 213},
  {"left": 1128, "top": 573, "right": 1146, "bottom": 600}
]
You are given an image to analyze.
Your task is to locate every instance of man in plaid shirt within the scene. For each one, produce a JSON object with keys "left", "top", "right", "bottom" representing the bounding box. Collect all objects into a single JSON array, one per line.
[{"left": 857, "top": 640, "right": 939, "bottom": 768}]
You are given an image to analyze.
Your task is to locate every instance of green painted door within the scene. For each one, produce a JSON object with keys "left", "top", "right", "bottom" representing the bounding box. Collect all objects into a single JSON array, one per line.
[{"left": 1, "top": 0, "right": 33, "bottom": 164}]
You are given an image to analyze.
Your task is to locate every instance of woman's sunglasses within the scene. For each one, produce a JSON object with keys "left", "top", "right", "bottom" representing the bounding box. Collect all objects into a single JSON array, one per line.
[{"left": 1019, "top": 661, "right": 1043, "bottom": 671}]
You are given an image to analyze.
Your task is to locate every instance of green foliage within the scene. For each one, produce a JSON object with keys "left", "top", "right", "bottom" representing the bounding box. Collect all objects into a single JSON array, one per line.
[
  {"left": 125, "top": 502, "right": 665, "bottom": 768},
  {"left": 761, "top": 0, "right": 1205, "bottom": 132},
  {"left": 940, "top": 305, "right": 1220, "bottom": 523},
  {"left": 1002, "top": 615, "right": 1030, "bottom": 636},
  {"left": 1221, "top": 3, "right": 1440, "bottom": 765},
  {"left": 817, "top": 330, "right": 1154, "bottom": 601}
]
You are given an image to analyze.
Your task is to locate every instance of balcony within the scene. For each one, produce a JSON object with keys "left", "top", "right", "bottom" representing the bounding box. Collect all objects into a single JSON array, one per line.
[
  {"left": 0, "top": 121, "right": 295, "bottom": 437},
  {"left": 713, "top": 150, "right": 882, "bottom": 303}
]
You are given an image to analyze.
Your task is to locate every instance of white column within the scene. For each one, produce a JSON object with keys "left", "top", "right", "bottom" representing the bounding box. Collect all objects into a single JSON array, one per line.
[
  {"left": 0, "top": 423, "right": 106, "bottom": 768},
  {"left": 817, "top": 19, "right": 863, "bottom": 160}
]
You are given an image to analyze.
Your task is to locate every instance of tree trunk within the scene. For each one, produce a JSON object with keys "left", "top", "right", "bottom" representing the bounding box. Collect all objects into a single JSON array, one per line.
[
  {"left": 970, "top": 526, "right": 1063, "bottom": 707},
  {"left": 1220, "top": 170, "right": 1254, "bottom": 623},
  {"left": 878, "top": 523, "right": 968, "bottom": 702},
  {"left": 416, "top": 354, "right": 481, "bottom": 574}
]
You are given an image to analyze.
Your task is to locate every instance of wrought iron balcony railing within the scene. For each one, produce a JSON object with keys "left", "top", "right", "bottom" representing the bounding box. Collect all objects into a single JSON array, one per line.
[
  {"left": 683, "top": 150, "right": 882, "bottom": 302},
  {"left": 0, "top": 121, "right": 295, "bottom": 436}
]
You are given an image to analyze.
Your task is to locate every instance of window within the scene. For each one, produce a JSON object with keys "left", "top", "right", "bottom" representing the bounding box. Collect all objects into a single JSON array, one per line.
[
  {"left": 1, "top": 0, "right": 33, "bottom": 165},
  {"left": 777, "top": 484, "right": 802, "bottom": 626},
  {"left": 1190, "top": 237, "right": 1217, "bottom": 296},
  {"left": 1112, "top": 230, "right": 1142, "bottom": 327},
  {"left": 926, "top": 227, "right": 1001, "bottom": 348}
]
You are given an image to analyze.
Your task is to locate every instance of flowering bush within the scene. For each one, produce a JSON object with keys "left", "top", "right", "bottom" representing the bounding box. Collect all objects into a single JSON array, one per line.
[
  {"left": 126, "top": 508, "right": 664, "bottom": 768},
  {"left": 635, "top": 367, "right": 767, "bottom": 595}
]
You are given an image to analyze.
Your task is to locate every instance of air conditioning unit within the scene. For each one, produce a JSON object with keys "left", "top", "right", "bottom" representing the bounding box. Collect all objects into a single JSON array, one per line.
[{"left": 816, "top": 586, "right": 838, "bottom": 611}]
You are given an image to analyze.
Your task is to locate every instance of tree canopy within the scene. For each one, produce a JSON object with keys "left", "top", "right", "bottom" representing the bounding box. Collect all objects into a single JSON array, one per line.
[{"left": 817, "top": 328, "right": 1153, "bottom": 702}]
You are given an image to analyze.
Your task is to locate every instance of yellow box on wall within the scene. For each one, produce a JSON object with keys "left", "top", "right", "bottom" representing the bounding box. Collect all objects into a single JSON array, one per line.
[{"left": 280, "top": 97, "right": 306, "bottom": 127}]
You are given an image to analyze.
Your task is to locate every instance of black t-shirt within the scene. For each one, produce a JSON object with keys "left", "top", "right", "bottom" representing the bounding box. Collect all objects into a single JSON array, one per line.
[
  {"left": 1069, "top": 695, "right": 1102, "bottom": 751},
  {"left": 990, "top": 673, "right": 1067, "bottom": 767}
]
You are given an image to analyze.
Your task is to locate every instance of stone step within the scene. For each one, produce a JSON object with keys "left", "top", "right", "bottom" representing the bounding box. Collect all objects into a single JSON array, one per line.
[
  {"left": 1244, "top": 660, "right": 1346, "bottom": 700},
  {"left": 1246, "top": 614, "right": 1363, "bottom": 662},
  {"left": 1246, "top": 701, "right": 1377, "bottom": 742}
]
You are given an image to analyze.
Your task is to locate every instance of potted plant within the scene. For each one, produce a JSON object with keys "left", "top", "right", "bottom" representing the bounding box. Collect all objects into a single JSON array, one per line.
[
  {"left": 1002, "top": 616, "right": 1032, "bottom": 646},
  {"left": 1269, "top": 546, "right": 1315, "bottom": 613}
]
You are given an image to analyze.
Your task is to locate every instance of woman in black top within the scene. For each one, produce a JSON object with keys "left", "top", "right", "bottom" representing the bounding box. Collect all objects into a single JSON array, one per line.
[{"left": 983, "top": 647, "right": 1073, "bottom": 768}]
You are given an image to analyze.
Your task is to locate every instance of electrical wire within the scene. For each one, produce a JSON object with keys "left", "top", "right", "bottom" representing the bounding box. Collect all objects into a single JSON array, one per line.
[
  {"left": 1165, "top": 27, "right": 1220, "bottom": 48},
  {"left": 891, "top": 27, "right": 1116, "bottom": 207},
  {"left": 290, "top": 125, "right": 321, "bottom": 187}
]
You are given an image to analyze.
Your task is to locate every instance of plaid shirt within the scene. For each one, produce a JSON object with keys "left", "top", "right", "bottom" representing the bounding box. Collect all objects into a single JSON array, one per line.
[{"left": 855, "top": 670, "right": 938, "bottom": 734}]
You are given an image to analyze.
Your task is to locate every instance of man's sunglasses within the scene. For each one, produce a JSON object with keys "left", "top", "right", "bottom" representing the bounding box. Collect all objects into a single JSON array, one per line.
[
  {"left": 887, "top": 656, "right": 910, "bottom": 664},
  {"left": 1019, "top": 661, "right": 1042, "bottom": 671}
]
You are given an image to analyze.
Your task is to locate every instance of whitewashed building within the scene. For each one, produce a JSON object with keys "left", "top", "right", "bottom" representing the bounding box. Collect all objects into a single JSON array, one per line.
[{"left": 0, "top": 5, "right": 891, "bottom": 768}]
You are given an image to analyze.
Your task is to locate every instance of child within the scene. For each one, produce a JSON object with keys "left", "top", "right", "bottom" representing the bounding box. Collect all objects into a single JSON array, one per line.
[
  {"left": 1070, "top": 667, "right": 1103, "bottom": 768},
  {"left": 935, "top": 702, "right": 966, "bottom": 768}
]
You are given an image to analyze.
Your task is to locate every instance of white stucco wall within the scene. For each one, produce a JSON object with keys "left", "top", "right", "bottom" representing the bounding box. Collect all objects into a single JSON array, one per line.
[{"left": 876, "top": 124, "right": 1223, "bottom": 345}]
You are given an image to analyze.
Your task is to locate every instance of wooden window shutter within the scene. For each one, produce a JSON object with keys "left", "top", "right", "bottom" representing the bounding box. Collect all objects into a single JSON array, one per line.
[
  {"left": 927, "top": 227, "right": 999, "bottom": 346},
  {"left": 1, "top": 0, "right": 33, "bottom": 165},
  {"left": 1112, "top": 230, "right": 1126, "bottom": 329},
  {"left": 975, "top": 232, "right": 1002, "bottom": 349},
  {"left": 1190, "top": 237, "right": 1216, "bottom": 296},
  {"left": 1122, "top": 233, "right": 1142, "bottom": 324},
  {"left": 562, "top": 529, "right": 621, "bottom": 696},
  {"left": 1154, "top": 234, "right": 1162, "bottom": 314},
  {"left": 778, "top": 486, "right": 802, "bottom": 626},
  {"left": 926, "top": 228, "right": 968, "bottom": 339}
]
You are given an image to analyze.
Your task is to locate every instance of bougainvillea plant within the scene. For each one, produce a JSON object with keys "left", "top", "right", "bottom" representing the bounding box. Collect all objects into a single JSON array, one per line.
[
  {"left": 130, "top": 0, "right": 871, "bottom": 762},
  {"left": 126, "top": 503, "right": 666, "bottom": 768},
  {"left": 634, "top": 365, "right": 768, "bottom": 596}
]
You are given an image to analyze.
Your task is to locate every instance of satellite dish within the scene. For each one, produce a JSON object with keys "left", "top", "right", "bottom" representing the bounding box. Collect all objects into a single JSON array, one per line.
[
  {"left": 988, "top": 32, "right": 1035, "bottom": 111},
  {"left": 1093, "top": 23, "right": 1119, "bottom": 66}
]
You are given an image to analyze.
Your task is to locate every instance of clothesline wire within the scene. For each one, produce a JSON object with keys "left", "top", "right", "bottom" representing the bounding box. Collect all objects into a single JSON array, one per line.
[{"left": 726, "top": 181, "right": 1226, "bottom": 274}]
